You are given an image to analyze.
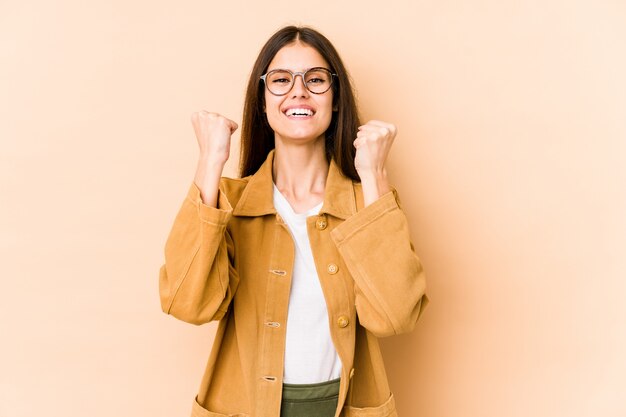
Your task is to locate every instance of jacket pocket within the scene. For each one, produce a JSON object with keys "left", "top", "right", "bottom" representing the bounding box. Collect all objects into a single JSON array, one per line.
[
  {"left": 341, "top": 393, "right": 397, "bottom": 417},
  {"left": 192, "top": 396, "right": 249, "bottom": 417}
]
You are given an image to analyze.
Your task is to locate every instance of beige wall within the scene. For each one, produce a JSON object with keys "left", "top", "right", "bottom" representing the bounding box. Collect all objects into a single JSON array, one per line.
[{"left": 1, "top": 1, "right": 625, "bottom": 416}]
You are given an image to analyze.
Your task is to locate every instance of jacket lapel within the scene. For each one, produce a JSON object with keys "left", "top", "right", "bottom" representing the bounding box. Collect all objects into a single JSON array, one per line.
[{"left": 233, "top": 149, "right": 357, "bottom": 220}]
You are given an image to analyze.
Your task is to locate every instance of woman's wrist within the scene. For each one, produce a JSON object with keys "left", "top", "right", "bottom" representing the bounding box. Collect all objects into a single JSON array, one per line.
[
  {"left": 194, "top": 157, "right": 226, "bottom": 207},
  {"left": 358, "top": 168, "right": 390, "bottom": 207}
]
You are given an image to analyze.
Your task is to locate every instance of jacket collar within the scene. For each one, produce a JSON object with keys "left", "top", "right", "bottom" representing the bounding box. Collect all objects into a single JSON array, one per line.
[{"left": 233, "top": 149, "right": 357, "bottom": 220}]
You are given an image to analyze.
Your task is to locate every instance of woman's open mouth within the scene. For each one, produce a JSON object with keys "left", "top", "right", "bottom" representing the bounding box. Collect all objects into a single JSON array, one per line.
[{"left": 283, "top": 107, "right": 316, "bottom": 118}]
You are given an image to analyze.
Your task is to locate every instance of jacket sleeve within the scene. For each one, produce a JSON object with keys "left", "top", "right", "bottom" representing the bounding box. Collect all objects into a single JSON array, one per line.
[
  {"left": 330, "top": 188, "right": 428, "bottom": 337},
  {"left": 158, "top": 181, "right": 238, "bottom": 325}
]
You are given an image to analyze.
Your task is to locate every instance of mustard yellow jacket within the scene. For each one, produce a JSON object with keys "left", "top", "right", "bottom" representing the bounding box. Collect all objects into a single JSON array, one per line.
[{"left": 159, "top": 150, "right": 428, "bottom": 417}]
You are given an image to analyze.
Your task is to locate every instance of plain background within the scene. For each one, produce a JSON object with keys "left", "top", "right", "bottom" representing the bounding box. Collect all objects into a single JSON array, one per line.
[{"left": 1, "top": 1, "right": 625, "bottom": 416}]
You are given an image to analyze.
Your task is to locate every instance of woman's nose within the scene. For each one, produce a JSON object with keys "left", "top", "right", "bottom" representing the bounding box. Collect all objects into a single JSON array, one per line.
[{"left": 291, "top": 74, "right": 309, "bottom": 97}]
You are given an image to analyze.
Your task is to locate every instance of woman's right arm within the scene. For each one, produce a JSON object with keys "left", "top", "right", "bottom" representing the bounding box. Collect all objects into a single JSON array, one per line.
[{"left": 158, "top": 112, "right": 239, "bottom": 325}]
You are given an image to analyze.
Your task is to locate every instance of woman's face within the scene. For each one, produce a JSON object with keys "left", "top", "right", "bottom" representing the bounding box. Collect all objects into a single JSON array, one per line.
[{"left": 264, "top": 42, "right": 334, "bottom": 146}]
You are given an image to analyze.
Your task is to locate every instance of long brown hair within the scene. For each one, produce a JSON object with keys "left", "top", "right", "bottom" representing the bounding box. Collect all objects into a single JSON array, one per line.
[{"left": 239, "top": 26, "right": 361, "bottom": 181}]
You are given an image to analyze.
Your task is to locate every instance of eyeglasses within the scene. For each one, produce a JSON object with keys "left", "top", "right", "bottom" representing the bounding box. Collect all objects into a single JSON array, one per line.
[{"left": 260, "top": 67, "right": 336, "bottom": 96}]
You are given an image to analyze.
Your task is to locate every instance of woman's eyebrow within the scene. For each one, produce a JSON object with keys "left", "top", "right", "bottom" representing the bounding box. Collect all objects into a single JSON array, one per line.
[
  {"left": 266, "top": 67, "right": 309, "bottom": 72},
  {"left": 266, "top": 66, "right": 327, "bottom": 72}
]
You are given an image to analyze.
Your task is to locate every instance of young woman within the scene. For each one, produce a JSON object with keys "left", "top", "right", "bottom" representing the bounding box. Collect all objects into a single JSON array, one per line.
[{"left": 159, "top": 26, "right": 428, "bottom": 417}]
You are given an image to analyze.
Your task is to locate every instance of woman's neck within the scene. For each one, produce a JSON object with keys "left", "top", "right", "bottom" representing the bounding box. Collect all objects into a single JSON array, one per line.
[{"left": 272, "top": 137, "right": 328, "bottom": 212}]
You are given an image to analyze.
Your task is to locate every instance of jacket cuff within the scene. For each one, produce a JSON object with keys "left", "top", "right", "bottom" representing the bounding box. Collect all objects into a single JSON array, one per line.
[
  {"left": 330, "top": 189, "right": 399, "bottom": 244},
  {"left": 186, "top": 182, "right": 233, "bottom": 225}
]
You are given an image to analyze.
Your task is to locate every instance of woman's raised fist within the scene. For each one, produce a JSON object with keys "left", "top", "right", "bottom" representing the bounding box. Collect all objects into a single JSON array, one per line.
[{"left": 190, "top": 111, "right": 238, "bottom": 165}]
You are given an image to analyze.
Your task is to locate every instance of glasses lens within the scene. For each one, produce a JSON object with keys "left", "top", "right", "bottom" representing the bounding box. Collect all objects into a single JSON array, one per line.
[
  {"left": 266, "top": 70, "right": 293, "bottom": 95},
  {"left": 305, "top": 68, "right": 333, "bottom": 94}
]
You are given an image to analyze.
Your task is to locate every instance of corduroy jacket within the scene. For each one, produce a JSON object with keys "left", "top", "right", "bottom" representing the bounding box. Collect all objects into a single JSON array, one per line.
[{"left": 159, "top": 150, "right": 428, "bottom": 417}]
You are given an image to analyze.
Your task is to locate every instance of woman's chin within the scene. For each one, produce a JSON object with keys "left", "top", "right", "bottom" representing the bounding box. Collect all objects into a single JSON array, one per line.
[{"left": 275, "top": 131, "right": 326, "bottom": 146}]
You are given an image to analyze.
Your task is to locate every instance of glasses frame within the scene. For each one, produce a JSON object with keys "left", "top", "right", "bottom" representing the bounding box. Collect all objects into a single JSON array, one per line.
[{"left": 260, "top": 67, "right": 337, "bottom": 96}]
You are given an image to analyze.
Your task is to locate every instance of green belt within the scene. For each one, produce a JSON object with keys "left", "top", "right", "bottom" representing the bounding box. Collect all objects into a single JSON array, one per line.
[{"left": 280, "top": 378, "right": 340, "bottom": 417}]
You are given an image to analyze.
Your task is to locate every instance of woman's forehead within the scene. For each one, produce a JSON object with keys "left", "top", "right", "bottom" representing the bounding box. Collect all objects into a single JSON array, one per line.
[{"left": 267, "top": 42, "right": 329, "bottom": 71}]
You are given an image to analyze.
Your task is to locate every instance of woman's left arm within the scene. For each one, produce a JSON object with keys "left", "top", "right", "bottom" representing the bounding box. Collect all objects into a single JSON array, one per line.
[
  {"left": 330, "top": 121, "right": 429, "bottom": 337},
  {"left": 331, "top": 188, "right": 428, "bottom": 337}
]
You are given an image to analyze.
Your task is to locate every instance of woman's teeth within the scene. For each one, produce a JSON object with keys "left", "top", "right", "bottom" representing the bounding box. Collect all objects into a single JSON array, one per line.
[{"left": 285, "top": 108, "right": 314, "bottom": 117}]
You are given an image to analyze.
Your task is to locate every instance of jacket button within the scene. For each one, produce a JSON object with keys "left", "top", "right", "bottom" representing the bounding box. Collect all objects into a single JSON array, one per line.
[
  {"left": 337, "top": 316, "right": 349, "bottom": 328},
  {"left": 316, "top": 216, "right": 328, "bottom": 230},
  {"left": 327, "top": 263, "right": 338, "bottom": 274}
]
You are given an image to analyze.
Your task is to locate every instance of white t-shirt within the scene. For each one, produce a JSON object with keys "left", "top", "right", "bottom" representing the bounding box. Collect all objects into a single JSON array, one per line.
[{"left": 273, "top": 184, "right": 342, "bottom": 384}]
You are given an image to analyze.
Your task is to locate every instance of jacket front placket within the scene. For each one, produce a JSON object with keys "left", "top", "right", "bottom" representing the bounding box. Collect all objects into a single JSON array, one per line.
[
  {"left": 232, "top": 152, "right": 297, "bottom": 415},
  {"left": 254, "top": 212, "right": 295, "bottom": 416}
]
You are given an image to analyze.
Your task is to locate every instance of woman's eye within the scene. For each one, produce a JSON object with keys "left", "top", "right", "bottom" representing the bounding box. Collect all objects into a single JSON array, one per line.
[
  {"left": 272, "top": 78, "right": 290, "bottom": 84},
  {"left": 308, "top": 78, "right": 325, "bottom": 84}
]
